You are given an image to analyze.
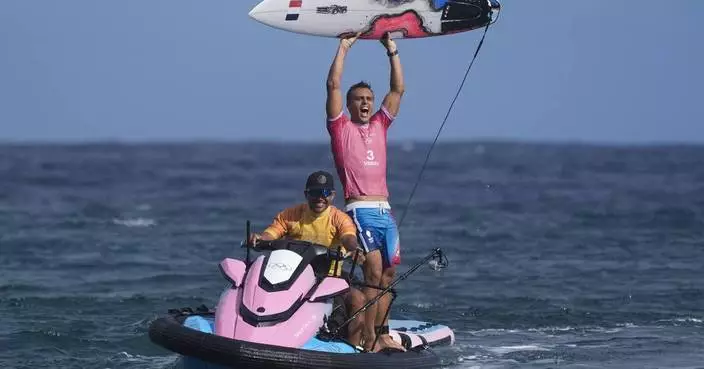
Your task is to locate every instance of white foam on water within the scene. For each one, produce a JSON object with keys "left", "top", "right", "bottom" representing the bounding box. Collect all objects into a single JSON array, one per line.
[
  {"left": 618, "top": 322, "right": 636, "bottom": 326},
  {"left": 484, "top": 344, "right": 553, "bottom": 355},
  {"left": 442, "top": 339, "right": 555, "bottom": 368},
  {"left": 454, "top": 353, "right": 508, "bottom": 369},
  {"left": 409, "top": 301, "right": 444, "bottom": 309},
  {"left": 526, "top": 324, "right": 630, "bottom": 335},
  {"left": 108, "top": 351, "right": 178, "bottom": 369},
  {"left": 528, "top": 325, "right": 576, "bottom": 333},
  {"left": 467, "top": 328, "right": 523, "bottom": 335},
  {"left": 657, "top": 317, "right": 703, "bottom": 324},
  {"left": 454, "top": 357, "right": 520, "bottom": 369},
  {"left": 112, "top": 217, "right": 156, "bottom": 227}
]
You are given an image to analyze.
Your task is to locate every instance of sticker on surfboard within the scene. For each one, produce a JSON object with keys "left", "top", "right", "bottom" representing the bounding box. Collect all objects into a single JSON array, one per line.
[{"left": 248, "top": 0, "right": 501, "bottom": 40}]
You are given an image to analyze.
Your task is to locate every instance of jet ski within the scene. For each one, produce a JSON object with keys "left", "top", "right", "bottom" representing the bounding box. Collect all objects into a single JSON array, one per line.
[{"left": 148, "top": 225, "right": 453, "bottom": 369}]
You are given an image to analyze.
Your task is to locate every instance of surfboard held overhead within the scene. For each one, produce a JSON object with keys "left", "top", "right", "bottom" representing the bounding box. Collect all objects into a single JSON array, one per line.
[{"left": 248, "top": 0, "right": 501, "bottom": 40}]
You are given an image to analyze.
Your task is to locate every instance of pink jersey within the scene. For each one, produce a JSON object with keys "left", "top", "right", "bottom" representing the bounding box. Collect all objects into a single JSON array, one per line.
[{"left": 327, "top": 107, "right": 394, "bottom": 199}]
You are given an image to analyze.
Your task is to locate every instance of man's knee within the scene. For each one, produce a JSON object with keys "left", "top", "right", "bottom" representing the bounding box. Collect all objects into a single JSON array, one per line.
[
  {"left": 346, "top": 288, "right": 366, "bottom": 310},
  {"left": 363, "top": 251, "right": 383, "bottom": 285},
  {"left": 381, "top": 265, "right": 396, "bottom": 284},
  {"left": 383, "top": 265, "right": 396, "bottom": 276},
  {"left": 366, "top": 269, "right": 383, "bottom": 286}
]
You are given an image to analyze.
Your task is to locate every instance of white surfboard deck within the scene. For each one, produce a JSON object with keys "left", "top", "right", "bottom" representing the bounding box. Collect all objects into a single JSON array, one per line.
[{"left": 248, "top": 0, "right": 500, "bottom": 40}]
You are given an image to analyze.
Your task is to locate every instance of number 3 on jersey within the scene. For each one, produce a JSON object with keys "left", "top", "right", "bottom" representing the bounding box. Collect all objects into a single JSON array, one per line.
[{"left": 366, "top": 150, "right": 375, "bottom": 161}]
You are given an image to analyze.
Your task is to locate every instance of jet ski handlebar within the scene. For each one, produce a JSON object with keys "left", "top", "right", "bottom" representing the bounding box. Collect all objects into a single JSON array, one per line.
[{"left": 242, "top": 238, "right": 350, "bottom": 261}]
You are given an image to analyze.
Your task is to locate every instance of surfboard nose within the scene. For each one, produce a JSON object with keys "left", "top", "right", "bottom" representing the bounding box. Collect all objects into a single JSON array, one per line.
[
  {"left": 249, "top": 0, "right": 292, "bottom": 28},
  {"left": 249, "top": 0, "right": 280, "bottom": 25},
  {"left": 248, "top": 1, "right": 265, "bottom": 23}
]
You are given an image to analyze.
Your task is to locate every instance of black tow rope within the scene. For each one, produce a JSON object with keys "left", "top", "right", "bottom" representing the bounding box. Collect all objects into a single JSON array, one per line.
[{"left": 396, "top": 21, "right": 492, "bottom": 229}]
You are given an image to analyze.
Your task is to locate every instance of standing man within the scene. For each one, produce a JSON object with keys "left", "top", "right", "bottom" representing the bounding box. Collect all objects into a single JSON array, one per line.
[{"left": 325, "top": 32, "right": 406, "bottom": 353}]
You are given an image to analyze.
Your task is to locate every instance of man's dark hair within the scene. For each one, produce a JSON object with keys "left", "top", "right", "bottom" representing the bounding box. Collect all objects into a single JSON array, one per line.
[{"left": 346, "top": 81, "right": 373, "bottom": 103}]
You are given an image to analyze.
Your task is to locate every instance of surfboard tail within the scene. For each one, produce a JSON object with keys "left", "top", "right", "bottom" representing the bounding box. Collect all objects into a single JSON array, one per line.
[{"left": 489, "top": 0, "right": 501, "bottom": 24}]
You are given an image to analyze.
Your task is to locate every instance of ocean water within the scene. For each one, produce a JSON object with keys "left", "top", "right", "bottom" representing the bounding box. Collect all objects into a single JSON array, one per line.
[{"left": 1, "top": 141, "right": 703, "bottom": 369}]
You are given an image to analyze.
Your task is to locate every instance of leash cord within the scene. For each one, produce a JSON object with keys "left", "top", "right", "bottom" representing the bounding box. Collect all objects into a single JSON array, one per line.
[{"left": 396, "top": 22, "right": 491, "bottom": 229}]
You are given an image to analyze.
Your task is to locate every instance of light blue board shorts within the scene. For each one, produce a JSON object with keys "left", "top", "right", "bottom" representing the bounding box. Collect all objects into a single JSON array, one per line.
[{"left": 345, "top": 201, "right": 401, "bottom": 268}]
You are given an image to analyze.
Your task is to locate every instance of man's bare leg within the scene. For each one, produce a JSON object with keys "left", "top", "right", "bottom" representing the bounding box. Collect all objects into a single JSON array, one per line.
[
  {"left": 373, "top": 266, "right": 405, "bottom": 351},
  {"left": 362, "top": 252, "right": 405, "bottom": 352},
  {"left": 362, "top": 250, "right": 382, "bottom": 351},
  {"left": 345, "top": 288, "right": 366, "bottom": 347}
]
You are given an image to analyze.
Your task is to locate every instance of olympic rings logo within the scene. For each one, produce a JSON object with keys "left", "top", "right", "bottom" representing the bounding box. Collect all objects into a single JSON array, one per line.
[{"left": 266, "top": 262, "right": 293, "bottom": 272}]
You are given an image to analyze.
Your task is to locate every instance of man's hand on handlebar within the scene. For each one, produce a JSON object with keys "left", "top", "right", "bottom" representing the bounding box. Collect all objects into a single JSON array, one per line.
[
  {"left": 346, "top": 248, "right": 366, "bottom": 265},
  {"left": 247, "top": 232, "right": 276, "bottom": 248},
  {"left": 248, "top": 233, "right": 262, "bottom": 246}
]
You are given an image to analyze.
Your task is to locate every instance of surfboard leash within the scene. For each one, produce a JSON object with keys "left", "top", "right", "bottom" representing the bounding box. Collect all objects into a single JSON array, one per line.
[{"left": 396, "top": 21, "right": 492, "bottom": 230}]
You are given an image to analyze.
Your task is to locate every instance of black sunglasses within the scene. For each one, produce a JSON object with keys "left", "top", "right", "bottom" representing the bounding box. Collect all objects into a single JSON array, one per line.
[{"left": 305, "top": 188, "right": 333, "bottom": 198}]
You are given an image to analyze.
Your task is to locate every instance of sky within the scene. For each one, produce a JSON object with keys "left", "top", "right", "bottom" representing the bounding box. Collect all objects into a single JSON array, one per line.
[{"left": 0, "top": 0, "right": 702, "bottom": 144}]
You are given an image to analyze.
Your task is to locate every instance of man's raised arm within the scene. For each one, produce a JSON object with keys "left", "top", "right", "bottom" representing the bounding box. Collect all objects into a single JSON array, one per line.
[
  {"left": 380, "top": 33, "right": 404, "bottom": 118},
  {"left": 326, "top": 34, "right": 360, "bottom": 120}
]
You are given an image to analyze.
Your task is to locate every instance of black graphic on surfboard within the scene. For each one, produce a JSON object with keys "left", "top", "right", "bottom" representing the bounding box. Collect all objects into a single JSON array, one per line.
[
  {"left": 316, "top": 5, "right": 347, "bottom": 14},
  {"left": 433, "top": 0, "right": 488, "bottom": 33},
  {"left": 357, "top": 0, "right": 494, "bottom": 38}
]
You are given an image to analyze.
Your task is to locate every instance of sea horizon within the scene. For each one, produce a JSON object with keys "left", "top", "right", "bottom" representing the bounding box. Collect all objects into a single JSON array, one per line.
[{"left": 2, "top": 137, "right": 704, "bottom": 149}]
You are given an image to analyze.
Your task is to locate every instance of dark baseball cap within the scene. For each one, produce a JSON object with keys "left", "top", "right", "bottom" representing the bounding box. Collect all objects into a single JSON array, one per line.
[{"left": 305, "top": 170, "right": 335, "bottom": 191}]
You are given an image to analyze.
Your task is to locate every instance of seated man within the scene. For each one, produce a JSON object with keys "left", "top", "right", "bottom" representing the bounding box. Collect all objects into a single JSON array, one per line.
[{"left": 249, "top": 170, "right": 368, "bottom": 349}]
